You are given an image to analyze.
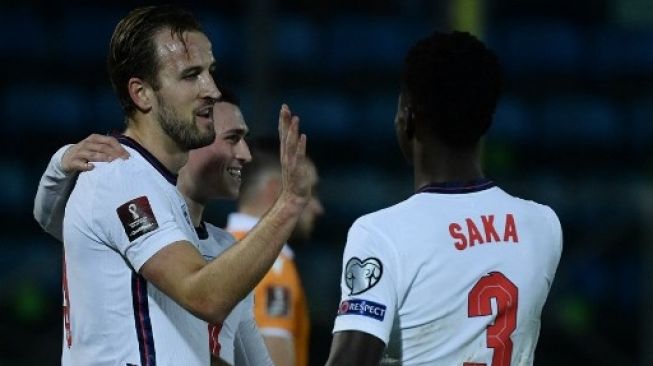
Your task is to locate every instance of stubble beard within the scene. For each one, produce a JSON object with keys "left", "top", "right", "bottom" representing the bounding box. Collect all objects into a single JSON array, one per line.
[{"left": 156, "top": 94, "right": 216, "bottom": 151}]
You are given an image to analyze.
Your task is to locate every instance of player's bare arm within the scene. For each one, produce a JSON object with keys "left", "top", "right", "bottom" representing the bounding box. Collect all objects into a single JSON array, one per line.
[
  {"left": 141, "top": 104, "right": 310, "bottom": 324},
  {"left": 325, "top": 331, "right": 385, "bottom": 366}
]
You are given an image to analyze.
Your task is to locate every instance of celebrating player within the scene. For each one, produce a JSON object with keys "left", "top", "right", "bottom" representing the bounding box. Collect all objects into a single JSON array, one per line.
[
  {"left": 34, "top": 5, "right": 310, "bottom": 365},
  {"left": 325, "top": 31, "right": 562, "bottom": 365},
  {"left": 35, "top": 90, "right": 276, "bottom": 366}
]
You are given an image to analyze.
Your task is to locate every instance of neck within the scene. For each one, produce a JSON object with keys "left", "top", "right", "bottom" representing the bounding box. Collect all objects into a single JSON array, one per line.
[
  {"left": 124, "top": 116, "right": 189, "bottom": 174},
  {"left": 184, "top": 195, "right": 206, "bottom": 227},
  {"left": 176, "top": 174, "right": 207, "bottom": 227},
  {"left": 413, "top": 139, "right": 484, "bottom": 191}
]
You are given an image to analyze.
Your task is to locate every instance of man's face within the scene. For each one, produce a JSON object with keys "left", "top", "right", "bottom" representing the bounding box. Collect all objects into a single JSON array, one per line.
[
  {"left": 289, "top": 161, "right": 324, "bottom": 244},
  {"left": 152, "top": 29, "right": 219, "bottom": 150},
  {"left": 185, "top": 102, "right": 251, "bottom": 200}
]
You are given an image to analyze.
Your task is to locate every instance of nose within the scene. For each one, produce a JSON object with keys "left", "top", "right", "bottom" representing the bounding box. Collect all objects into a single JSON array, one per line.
[
  {"left": 200, "top": 72, "right": 221, "bottom": 102},
  {"left": 237, "top": 139, "right": 252, "bottom": 164}
]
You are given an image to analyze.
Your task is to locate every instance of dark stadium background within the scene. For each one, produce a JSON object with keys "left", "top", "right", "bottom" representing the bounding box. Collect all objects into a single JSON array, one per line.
[{"left": 1, "top": 0, "right": 651, "bottom": 364}]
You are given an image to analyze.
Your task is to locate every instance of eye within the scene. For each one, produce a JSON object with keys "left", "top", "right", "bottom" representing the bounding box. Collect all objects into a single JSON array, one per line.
[
  {"left": 224, "top": 135, "right": 240, "bottom": 144},
  {"left": 183, "top": 73, "right": 199, "bottom": 80}
]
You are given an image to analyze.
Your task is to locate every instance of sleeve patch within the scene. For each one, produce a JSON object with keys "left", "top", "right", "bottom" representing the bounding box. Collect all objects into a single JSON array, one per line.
[
  {"left": 117, "top": 196, "right": 159, "bottom": 242},
  {"left": 337, "top": 298, "right": 387, "bottom": 321},
  {"left": 266, "top": 286, "right": 290, "bottom": 317},
  {"left": 345, "top": 257, "right": 383, "bottom": 295}
]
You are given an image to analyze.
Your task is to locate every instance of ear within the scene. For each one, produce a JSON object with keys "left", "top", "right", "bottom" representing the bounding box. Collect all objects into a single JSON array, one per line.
[
  {"left": 405, "top": 107, "right": 415, "bottom": 140},
  {"left": 127, "top": 77, "right": 155, "bottom": 113}
]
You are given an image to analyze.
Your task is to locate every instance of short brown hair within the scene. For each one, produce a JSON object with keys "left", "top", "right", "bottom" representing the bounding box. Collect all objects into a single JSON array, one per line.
[{"left": 108, "top": 5, "right": 203, "bottom": 116}]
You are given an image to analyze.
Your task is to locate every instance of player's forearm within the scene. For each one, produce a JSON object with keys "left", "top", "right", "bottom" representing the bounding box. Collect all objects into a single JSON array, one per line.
[
  {"left": 192, "top": 194, "right": 305, "bottom": 322},
  {"left": 33, "top": 144, "right": 75, "bottom": 241}
]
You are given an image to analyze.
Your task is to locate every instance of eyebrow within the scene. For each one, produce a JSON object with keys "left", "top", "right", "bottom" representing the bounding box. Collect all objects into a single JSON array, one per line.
[
  {"left": 225, "top": 128, "right": 250, "bottom": 136},
  {"left": 227, "top": 127, "right": 249, "bottom": 136},
  {"left": 181, "top": 61, "right": 216, "bottom": 76}
]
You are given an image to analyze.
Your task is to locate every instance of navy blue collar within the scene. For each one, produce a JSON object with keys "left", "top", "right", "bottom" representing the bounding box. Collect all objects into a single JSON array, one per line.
[
  {"left": 116, "top": 134, "right": 178, "bottom": 185},
  {"left": 416, "top": 178, "right": 495, "bottom": 194},
  {"left": 195, "top": 221, "right": 209, "bottom": 240}
]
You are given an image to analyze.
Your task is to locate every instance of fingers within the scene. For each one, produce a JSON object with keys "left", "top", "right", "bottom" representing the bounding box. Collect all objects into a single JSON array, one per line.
[
  {"left": 277, "top": 103, "right": 305, "bottom": 163},
  {"left": 85, "top": 134, "right": 130, "bottom": 160},
  {"left": 70, "top": 160, "right": 95, "bottom": 172},
  {"left": 278, "top": 104, "right": 291, "bottom": 158},
  {"left": 61, "top": 134, "right": 129, "bottom": 174},
  {"left": 284, "top": 116, "right": 300, "bottom": 162},
  {"left": 76, "top": 148, "right": 116, "bottom": 163},
  {"left": 298, "top": 133, "right": 307, "bottom": 159}
]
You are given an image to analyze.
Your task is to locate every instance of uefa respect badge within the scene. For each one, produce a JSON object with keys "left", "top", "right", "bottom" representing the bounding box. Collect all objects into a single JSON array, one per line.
[{"left": 337, "top": 298, "right": 387, "bottom": 321}]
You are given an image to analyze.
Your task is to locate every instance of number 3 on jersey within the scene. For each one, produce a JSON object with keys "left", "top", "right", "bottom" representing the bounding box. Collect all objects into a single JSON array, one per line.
[{"left": 463, "top": 271, "right": 518, "bottom": 366}]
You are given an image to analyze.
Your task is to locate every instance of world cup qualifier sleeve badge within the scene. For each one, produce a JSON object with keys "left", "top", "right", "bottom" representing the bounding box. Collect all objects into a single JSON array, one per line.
[
  {"left": 345, "top": 257, "right": 383, "bottom": 295},
  {"left": 117, "top": 196, "right": 159, "bottom": 242}
]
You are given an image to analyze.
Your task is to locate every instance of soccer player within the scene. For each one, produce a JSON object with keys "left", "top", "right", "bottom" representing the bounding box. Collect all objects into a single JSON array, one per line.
[
  {"left": 227, "top": 150, "right": 323, "bottom": 366},
  {"left": 39, "top": 5, "right": 310, "bottom": 365},
  {"left": 34, "top": 91, "right": 274, "bottom": 366},
  {"left": 325, "top": 31, "right": 562, "bottom": 365}
]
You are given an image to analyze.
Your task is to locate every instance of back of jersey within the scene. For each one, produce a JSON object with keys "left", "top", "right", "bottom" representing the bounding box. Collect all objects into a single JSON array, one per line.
[{"left": 332, "top": 181, "right": 562, "bottom": 366}]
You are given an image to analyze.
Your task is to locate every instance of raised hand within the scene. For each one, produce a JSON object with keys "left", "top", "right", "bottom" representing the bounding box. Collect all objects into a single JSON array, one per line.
[
  {"left": 277, "top": 104, "right": 310, "bottom": 204},
  {"left": 62, "top": 134, "right": 129, "bottom": 174}
]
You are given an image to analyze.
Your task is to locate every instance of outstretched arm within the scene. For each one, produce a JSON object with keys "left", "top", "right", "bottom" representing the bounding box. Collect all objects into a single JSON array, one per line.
[
  {"left": 33, "top": 134, "right": 128, "bottom": 241},
  {"left": 141, "top": 104, "right": 311, "bottom": 324}
]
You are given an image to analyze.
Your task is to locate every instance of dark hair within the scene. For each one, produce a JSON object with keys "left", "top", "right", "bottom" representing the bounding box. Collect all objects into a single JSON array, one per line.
[
  {"left": 401, "top": 31, "right": 502, "bottom": 147},
  {"left": 218, "top": 85, "right": 240, "bottom": 107},
  {"left": 108, "top": 5, "right": 203, "bottom": 116}
]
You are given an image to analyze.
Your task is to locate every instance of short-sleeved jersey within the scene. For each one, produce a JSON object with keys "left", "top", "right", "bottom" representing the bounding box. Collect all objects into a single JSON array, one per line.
[
  {"left": 62, "top": 136, "right": 208, "bottom": 366},
  {"left": 196, "top": 222, "right": 272, "bottom": 366},
  {"left": 227, "top": 213, "right": 310, "bottom": 366},
  {"left": 332, "top": 180, "right": 562, "bottom": 365}
]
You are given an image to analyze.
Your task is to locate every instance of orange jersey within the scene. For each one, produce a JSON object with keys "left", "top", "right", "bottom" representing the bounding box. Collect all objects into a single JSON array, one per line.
[{"left": 228, "top": 213, "right": 310, "bottom": 366}]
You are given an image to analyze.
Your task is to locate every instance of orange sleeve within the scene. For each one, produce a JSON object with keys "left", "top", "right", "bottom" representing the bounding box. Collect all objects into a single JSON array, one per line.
[{"left": 254, "top": 255, "right": 298, "bottom": 335}]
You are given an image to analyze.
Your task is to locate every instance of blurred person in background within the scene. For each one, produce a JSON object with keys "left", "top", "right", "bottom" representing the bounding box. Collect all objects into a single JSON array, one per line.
[
  {"left": 34, "top": 91, "right": 278, "bottom": 366},
  {"left": 325, "top": 31, "right": 562, "bottom": 365},
  {"left": 32, "top": 4, "right": 310, "bottom": 365},
  {"left": 227, "top": 149, "right": 324, "bottom": 366}
]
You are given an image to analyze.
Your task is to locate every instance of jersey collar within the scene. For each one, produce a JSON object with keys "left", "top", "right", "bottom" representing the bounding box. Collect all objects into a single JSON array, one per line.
[
  {"left": 116, "top": 134, "right": 178, "bottom": 185},
  {"left": 416, "top": 178, "right": 495, "bottom": 194},
  {"left": 195, "top": 221, "right": 209, "bottom": 240}
]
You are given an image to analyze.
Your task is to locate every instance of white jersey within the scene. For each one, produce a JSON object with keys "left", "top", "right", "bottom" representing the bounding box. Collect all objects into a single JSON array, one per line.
[
  {"left": 62, "top": 136, "right": 208, "bottom": 366},
  {"left": 332, "top": 180, "right": 562, "bottom": 366},
  {"left": 197, "top": 222, "right": 272, "bottom": 366},
  {"left": 33, "top": 144, "right": 74, "bottom": 242}
]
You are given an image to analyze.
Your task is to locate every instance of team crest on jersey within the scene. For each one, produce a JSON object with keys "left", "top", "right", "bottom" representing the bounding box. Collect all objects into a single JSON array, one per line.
[
  {"left": 345, "top": 257, "right": 383, "bottom": 295},
  {"left": 117, "top": 196, "right": 159, "bottom": 242},
  {"left": 266, "top": 286, "right": 290, "bottom": 317},
  {"left": 337, "top": 298, "right": 386, "bottom": 321}
]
